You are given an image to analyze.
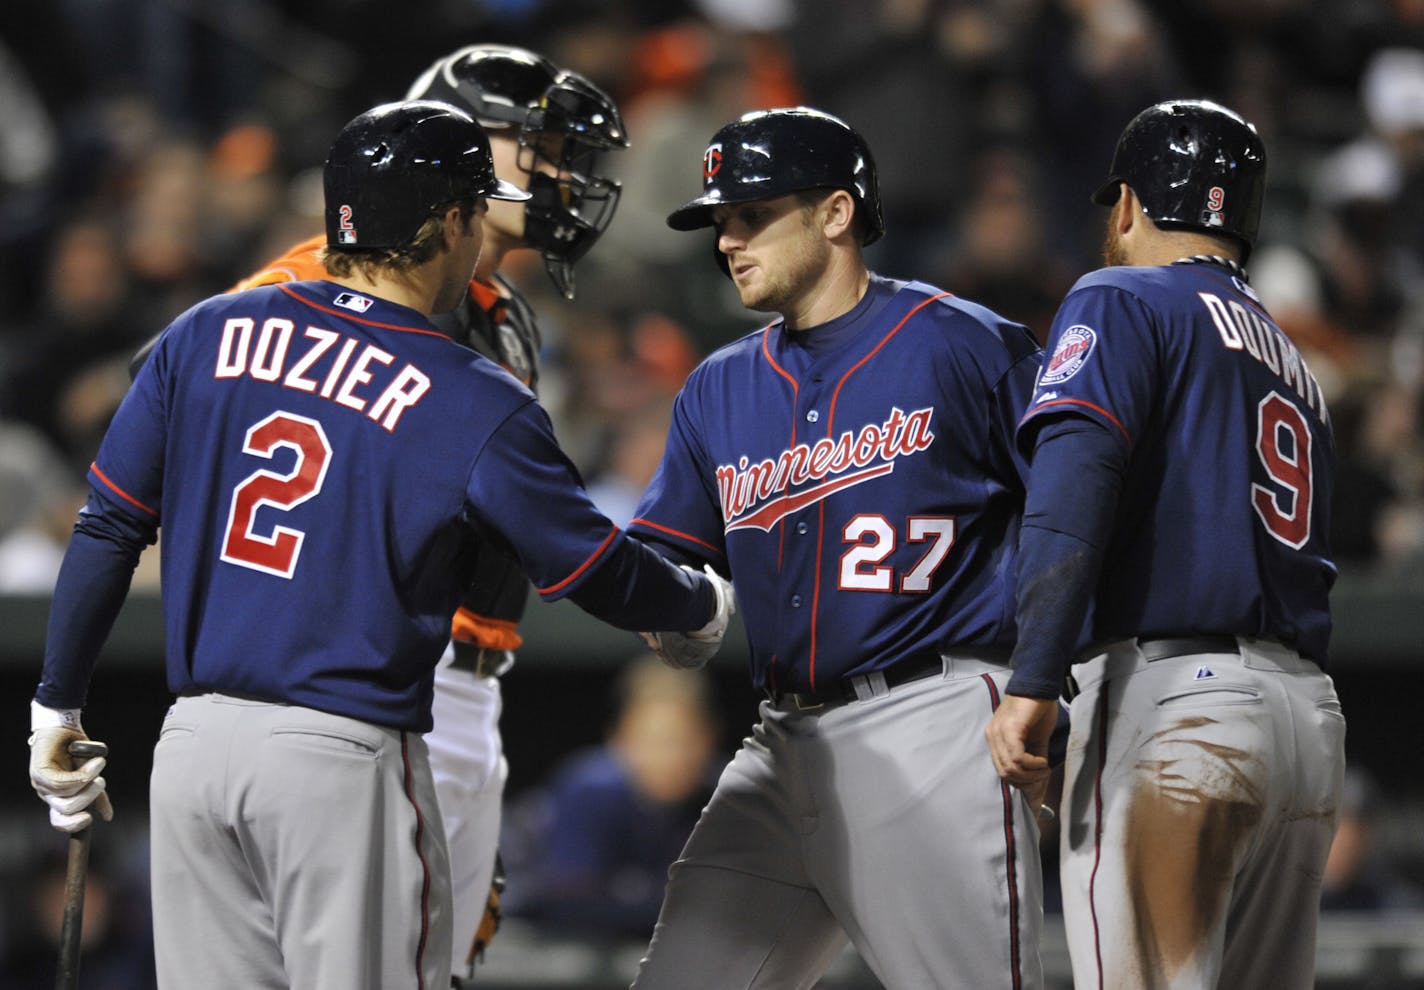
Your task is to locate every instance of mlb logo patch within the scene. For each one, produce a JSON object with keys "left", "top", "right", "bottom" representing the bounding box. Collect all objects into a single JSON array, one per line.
[
  {"left": 1200, "top": 185, "right": 1226, "bottom": 229},
  {"left": 338, "top": 229, "right": 358, "bottom": 245},
  {"left": 333, "top": 292, "right": 374, "bottom": 313}
]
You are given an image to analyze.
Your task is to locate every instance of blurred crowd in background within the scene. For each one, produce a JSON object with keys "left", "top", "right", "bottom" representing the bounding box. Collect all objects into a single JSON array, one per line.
[
  {"left": 3, "top": 0, "right": 1424, "bottom": 980},
  {"left": 3, "top": 0, "right": 1424, "bottom": 589}
]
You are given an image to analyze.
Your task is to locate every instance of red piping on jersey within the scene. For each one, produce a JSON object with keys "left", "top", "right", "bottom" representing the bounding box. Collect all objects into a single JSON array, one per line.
[
  {"left": 825, "top": 291, "right": 951, "bottom": 433},
  {"left": 983, "top": 674, "right": 1025, "bottom": 990},
  {"left": 760, "top": 323, "right": 800, "bottom": 394},
  {"left": 400, "top": 732, "right": 432, "bottom": 990},
  {"left": 1024, "top": 398, "right": 1131, "bottom": 445},
  {"left": 1090, "top": 692, "right": 1109, "bottom": 989},
  {"left": 538, "top": 526, "right": 620, "bottom": 595},
  {"left": 628, "top": 518, "right": 722, "bottom": 558},
  {"left": 90, "top": 463, "right": 158, "bottom": 516},
  {"left": 809, "top": 499, "right": 827, "bottom": 690},
  {"left": 760, "top": 322, "right": 801, "bottom": 690},
  {"left": 276, "top": 284, "right": 454, "bottom": 339},
  {"left": 810, "top": 291, "right": 950, "bottom": 688},
  {"left": 760, "top": 322, "right": 800, "bottom": 576}
]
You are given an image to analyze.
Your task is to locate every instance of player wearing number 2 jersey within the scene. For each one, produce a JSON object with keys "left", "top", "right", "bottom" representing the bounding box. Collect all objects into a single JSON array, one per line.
[
  {"left": 26, "top": 101, "right": 728, "bottom": 990},
  {"left": 985, "top": 100, "right": 1345, "bottom": 989},
  {"left": 225, "top": 47, "right": 632, "bottom": 978},
  {"left": 629, "top": 108, "right": 1048, "bottom": 989}
]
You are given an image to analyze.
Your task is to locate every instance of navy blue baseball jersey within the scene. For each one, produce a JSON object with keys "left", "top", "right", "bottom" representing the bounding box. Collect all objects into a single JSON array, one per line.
[
  {"left": 1018, "top": 260, "right": 1336, "bottom": 662},
  {"left": 37, "top": 280, "right": 710, "bottom": 730},
  {"left": 628, "top": 275, "right": 1042, "bottom": 696}
]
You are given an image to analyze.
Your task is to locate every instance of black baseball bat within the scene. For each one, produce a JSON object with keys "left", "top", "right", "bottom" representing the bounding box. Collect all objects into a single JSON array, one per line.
[{"left": 55, "top": 739, "right": 108, "bottom": 990}]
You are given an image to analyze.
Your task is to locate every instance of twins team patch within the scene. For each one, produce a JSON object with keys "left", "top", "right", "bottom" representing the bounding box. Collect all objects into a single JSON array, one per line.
[{"left": 1040, "top": 324, "right": 1097, "bottom": 385}]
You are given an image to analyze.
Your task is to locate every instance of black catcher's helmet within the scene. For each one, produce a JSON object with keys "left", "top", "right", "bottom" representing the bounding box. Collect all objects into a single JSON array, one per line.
[
  {"left": 406, "top": 44, "right": 630, "bottom": 299},
  {"left": 1093, "top": 99, "right": 1267, "bottom": 254},
  {"left": 324, "top": 100, "right": 529, "bottom": 251},
  {"left": 666, "top": 107, "right": 885, "bottom": 265}
]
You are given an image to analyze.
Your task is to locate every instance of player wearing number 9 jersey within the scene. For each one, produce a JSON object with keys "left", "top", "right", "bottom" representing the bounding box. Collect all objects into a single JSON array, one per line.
[
  {"left": 28, "top": 101, "right": 724, "bottom": 990},
  {"left": 629, "top": 108, "right": 1050, "bottom": 990},
  {"left": 984, "top": 100, "right": 1345, "bottom": 990}
]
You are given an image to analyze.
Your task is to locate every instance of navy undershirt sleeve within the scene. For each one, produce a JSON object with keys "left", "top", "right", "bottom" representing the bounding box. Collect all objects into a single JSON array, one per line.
[
  {"left": 1006, "top": 415, "right": 1128, "bottom": 698},
  {"left": 566, "top": 542, "right": 715, "bottom": 631},
  {"left": 35, "top": 497, "right": 155, "bottom": 709}
]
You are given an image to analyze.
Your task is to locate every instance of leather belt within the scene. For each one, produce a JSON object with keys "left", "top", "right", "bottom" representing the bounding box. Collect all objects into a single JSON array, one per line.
[
  {"left": 1137, "top": 635, "right": 1239, "bottom": 663},
  {"left": 770, "top": 651, "right": 946, "bottom": 712},
  {"left": 450, "top": 644, "right": 513, "bottom": 679}
]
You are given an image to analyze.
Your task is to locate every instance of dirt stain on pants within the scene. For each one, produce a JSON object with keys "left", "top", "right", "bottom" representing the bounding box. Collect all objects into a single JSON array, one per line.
[{"left": 1122, "top": 717, "right": 1263, "bottom": 988}]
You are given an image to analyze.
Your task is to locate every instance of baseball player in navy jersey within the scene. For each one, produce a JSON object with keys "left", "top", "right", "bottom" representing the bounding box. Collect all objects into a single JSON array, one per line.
[
  {"left": 26, "top": 100, "right": 730, "bottom": 990},
  {"left": 128, "top": 45, "right": 631, "bottom": 978},
  {"left": 984, "top": 99, "right": 1346, "bottom": 989},
  {"left": 628, "top": 107, "right": 1048, "bottom": 989}
]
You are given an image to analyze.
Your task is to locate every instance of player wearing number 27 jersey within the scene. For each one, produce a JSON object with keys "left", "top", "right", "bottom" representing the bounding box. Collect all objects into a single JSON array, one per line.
[
  {"left": 629, "top": 109, "right": 1048, "bottom": 990},
  {"left": 635, "top": 275, "right": 1037, "bottom": 693}
]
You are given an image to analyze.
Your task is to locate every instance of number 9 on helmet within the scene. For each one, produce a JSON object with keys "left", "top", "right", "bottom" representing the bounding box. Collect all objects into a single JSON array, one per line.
[{"left": 1092, "top": 99, "right": 1267, "bottom": 258}]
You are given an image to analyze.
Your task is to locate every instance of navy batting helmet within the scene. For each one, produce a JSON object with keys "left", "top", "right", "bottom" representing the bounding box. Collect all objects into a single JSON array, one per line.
[
  {"left": 666, "top": 107, "right": 884, "bottom": 247},
  {"left": 324, "top": 100, "right": 529, "bottom": 251},
  {"left": 406, "top": 44, "right": 630, "bottom": 298},
  {"left": 1093, "top": 99, "right": 1267, "bottom": 252}
]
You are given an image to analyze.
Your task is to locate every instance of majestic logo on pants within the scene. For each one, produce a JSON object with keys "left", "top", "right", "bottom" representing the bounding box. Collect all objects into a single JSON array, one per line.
[{"left": 717, "top": 406, "right": 934, "bottom": 532}]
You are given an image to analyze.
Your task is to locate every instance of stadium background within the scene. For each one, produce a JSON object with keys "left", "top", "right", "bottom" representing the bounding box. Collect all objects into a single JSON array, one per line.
[{"left": 2, "top": 1, "right": 1423, "bottom": 985}]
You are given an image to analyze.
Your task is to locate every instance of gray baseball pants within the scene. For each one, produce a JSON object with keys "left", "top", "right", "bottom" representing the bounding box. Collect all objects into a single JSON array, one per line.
[
  {"left": 148, "top": 693, "right": 452, "bottom": 990},
  {"left": 634, "top": 655, "right": 1044, "bottom": 989}
]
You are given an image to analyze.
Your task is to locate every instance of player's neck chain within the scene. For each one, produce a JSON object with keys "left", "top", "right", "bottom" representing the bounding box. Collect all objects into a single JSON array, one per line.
[{"left": 1170, "top": 254, "right": 1248, "bottom": 282}]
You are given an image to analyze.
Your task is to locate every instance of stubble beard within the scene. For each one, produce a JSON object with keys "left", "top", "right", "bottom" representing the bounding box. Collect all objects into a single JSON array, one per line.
[
  {"left": 738, "top": 225, "right": 832, "bottom": 317},
  {"left": 1102, "top": 207, "right": 1128, "bottom": 268}
]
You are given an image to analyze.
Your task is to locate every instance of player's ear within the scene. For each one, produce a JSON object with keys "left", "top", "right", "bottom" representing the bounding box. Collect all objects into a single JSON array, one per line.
[
  {"left": 1115, "top": 185, "right": 1140, "bottom": 235},
  {"left": 439, "top": 201, "right": 479, "bottom": 251},
  {"left": 437, "top": 205, "right": 463, "bottom": 252},
  {"left": 820, "top": 189, "right": 857, "bottom": 241}
]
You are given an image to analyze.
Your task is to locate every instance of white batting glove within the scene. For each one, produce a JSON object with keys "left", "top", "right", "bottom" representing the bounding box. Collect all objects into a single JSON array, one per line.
[
  {"left": 641, "top": 564, "right": 736, "bottom": 670},
  {"left": 29, "top": 701, "right": 114, "bottom": 834}
]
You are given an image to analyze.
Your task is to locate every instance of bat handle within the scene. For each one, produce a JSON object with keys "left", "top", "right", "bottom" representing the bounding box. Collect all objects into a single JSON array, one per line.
[
  {"left": 67, "top": 740, "right": 108, "bottom": 762},
  {"left": 55, "top": 827, "right": 92, "bottom": 990},
  {"left": 55, "top": 739, "right": 107, "bottom": 990}
]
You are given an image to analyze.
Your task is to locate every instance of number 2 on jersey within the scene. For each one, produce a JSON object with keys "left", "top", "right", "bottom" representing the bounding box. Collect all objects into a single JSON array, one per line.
[
  {"left": 1252, "top": 391, "right": 1313, "bottom": 549},
  {"left": 221, "top": 411, "right": 333, "bottom": 577},
  {"left": 840, "top": 515, "right": 956, "bottom": 592}
]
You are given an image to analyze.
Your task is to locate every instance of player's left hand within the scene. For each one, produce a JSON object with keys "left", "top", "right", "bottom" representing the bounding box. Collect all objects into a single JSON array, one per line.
[
  {"left": 640, "top": 564, "right": 735, "bottom": 669},
  {"left": 985, "top": 694, "right": 1060, "bottom": 790},
  {"left": 28, "top": 723, "right": 114, "bottom": 834}
]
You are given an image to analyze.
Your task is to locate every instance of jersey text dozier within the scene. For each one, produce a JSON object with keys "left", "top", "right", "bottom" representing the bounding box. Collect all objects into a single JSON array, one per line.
[{"left": 213, "top": 317, "right": 432, "bottom": 432}]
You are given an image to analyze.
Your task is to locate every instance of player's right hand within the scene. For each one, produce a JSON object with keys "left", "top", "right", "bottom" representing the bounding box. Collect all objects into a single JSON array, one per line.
[
  {"left": 686, "top": 564, "right": 735, "bottom": 643},
  {"left": 640, "top": 564, "right": 736, "bottom": 669},
  {"left": 984, "top": 694, "right": 1059, "bottom": 790},
  {"left": 28, "top": 720, "right": 114, "bottom": 834}
]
